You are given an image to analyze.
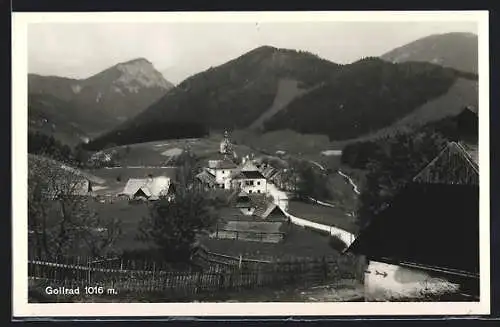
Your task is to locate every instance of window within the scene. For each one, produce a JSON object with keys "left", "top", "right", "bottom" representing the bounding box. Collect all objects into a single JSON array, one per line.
[
  {"left": 222, "top": 170, "right": 225, "bottom": 174},
  {"left": 247, "top": 208, "right": 251, "bottom": 211},
  {"left": 249, "top": 190, "right": 253, "bottom": 193},
  {"left": 257, "top": 181, "right": 261, "bottom": 185},
  {"left": 257, "top": 190, "right": 261, "bottom": 193}
]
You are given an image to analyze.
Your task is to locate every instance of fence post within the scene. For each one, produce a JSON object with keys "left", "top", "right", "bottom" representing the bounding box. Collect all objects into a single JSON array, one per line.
[{"left": 87, "top": 258, "right": 91, "bottom": 284}]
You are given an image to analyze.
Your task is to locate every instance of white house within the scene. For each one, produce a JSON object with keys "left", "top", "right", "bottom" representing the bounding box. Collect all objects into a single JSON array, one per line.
[
  {"left": 204, "top": 159, "right": 239, "bottom": 189},
  {"left": 231, "top": 169, "right": 267, "bottom": 194}
]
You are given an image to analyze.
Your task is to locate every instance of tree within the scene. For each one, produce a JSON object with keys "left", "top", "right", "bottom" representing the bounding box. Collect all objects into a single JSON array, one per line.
[
  {"left": 288, "top": 158, "right": 330, "bottom": 201},
  {"left": 28, "top": 155, "right": 122, "bottom": 260},
  {"left": 173, "top": 148, "right": 200, "bottom": 189},
  {"left": 356, "top": 130, "right": 447, "bottom": 228},
  {"left": 136, "top": 187, "right": 218, "bottom": 262}
]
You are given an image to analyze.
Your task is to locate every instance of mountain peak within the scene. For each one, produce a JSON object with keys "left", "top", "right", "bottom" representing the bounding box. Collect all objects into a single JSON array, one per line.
[
  {"left": 109, "top": 58, "right": 173, "bottom": 91},
  {"left": 118, "top": 57, "right": 152, "bottom": 66}
]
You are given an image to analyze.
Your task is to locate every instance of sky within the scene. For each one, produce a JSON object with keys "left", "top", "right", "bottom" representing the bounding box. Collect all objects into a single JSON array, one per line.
[{"left": 28, "top": 21, "right": 478, "bottom": 85}]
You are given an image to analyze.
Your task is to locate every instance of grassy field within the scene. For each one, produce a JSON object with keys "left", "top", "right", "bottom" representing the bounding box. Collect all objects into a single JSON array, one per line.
[
  {"left": 89, "top": 200, "right": 152, "bottom": 252},
  {"left": 103, "top": 136, "right": 260, "bottom": 167},
  {"left": 326, "top": 173, "right": 360, "bottom": 214},
  {"left": 287, "top": 200, "right": 359, "bottom": 234},
  {"left": 200, "top": 224, "right": 340, "bottom": 261}
]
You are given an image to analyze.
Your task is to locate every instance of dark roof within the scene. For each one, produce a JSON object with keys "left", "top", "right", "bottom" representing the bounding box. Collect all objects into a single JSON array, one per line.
[
  {"left": 196, "top": 170, "right": 216, "bottom": 185},
  {"left": 215, "top": 159, "right": 238, "bottom": 169},
  {"left": 347, "top": 183, "right": 479, "bottom": 275},
  {"left": 233, "top": 170, "right": 266, "bottom": 179}
]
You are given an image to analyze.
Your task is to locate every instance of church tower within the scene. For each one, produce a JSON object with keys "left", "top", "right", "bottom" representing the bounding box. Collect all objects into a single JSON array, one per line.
[{"left": 220, "top": 130, "right": 232, "bottom": 155}]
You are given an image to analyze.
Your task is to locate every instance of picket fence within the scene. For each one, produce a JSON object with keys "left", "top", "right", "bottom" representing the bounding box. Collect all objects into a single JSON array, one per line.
[{"left": 28, "top": 251, "right": 358, "bottom": 300}]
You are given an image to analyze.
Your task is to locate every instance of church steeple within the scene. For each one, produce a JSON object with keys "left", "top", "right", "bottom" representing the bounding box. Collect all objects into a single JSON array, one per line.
[{"left": 220, "top": 130, "right": 232, "bottom": 155}]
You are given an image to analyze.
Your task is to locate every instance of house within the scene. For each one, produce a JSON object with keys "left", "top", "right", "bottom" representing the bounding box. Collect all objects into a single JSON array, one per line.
[
  {"left": 199, "top": 158, "right": 239, "bottom": 189},
  {"left": 231, "top": 170, "right": 267, "bottom": 194},
  {"left": 212, "top": 193, "right": 290, "bottom": 243},
  {"left": 119, "top": 176, "right": 174, "bottom": 201},
  {"left": 346, "top": 108, "right": 479, "bottom": 301},
  {"left": 260, "top": 163, "right": 279, "bottom": 180},
  {"left": 196, "top": 131, "right": 239, "bottom": 189},
  {"left": 195, "top": 169, "right": 218, "bottom": 189}
]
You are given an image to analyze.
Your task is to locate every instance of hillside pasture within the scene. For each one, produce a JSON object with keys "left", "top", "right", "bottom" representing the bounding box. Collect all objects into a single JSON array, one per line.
[{"left": 104, "top": 137, "right": 259, "bottom": 166}]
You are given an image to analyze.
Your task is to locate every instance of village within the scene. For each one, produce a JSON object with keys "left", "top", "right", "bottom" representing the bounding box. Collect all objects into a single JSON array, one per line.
[{"left": 27, "top": 105, "right": 480, "bottom": 303}]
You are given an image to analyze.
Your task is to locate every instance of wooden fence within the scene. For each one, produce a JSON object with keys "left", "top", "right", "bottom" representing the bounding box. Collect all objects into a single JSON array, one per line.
[
  {"left": 209, "top": 229, "right": 285, "bottom": 243},
  {"left": 28, "top": 252, "right": 358, "bottom": 300}
]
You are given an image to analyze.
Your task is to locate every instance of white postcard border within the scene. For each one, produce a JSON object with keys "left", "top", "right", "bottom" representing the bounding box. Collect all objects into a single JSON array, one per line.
[{"left": 12, "top": 10, "right": 490, "bottom": 317}]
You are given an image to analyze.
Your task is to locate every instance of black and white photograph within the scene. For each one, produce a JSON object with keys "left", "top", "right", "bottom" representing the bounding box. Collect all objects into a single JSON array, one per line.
[{"left": 12, "top": 11, "right": 490, "bottom": 317}]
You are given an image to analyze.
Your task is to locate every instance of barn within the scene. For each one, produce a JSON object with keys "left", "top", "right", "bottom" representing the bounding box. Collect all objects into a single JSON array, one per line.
[
  {"left": 212, "top": 193, "right": 290, "bottom": 243},
  {"left": 119, "top": 176, "right": 174, "bottom": 201},
  {"left": 347, "top": 139, "right": 479, "bottom": 301}
]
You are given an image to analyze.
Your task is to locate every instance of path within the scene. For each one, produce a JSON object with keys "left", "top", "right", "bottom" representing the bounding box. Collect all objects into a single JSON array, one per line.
[
  {"left": 266, "top": 183, "right": 356, "bottom": 247},
  {"left": 337, "top": 170, "right": 360, "bottom": 195},
  {"left": 308, "top": 159, "right": 360, "bottom": 195}
]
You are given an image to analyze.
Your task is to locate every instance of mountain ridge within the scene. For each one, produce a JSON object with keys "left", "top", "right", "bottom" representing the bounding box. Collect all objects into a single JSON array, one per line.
[
  {"left": 87, "top": 38, "right": 478, "bottom": 149},
  {"left": 380, "top": 32, "right": 478, "bottom": 74},
  {"left": 28, "top": 57, "right": 175, "bottom": 144}
]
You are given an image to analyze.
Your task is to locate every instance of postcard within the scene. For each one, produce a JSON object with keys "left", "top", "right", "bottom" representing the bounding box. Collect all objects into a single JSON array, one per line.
[{"left": 12, "top": 10, "right": 490, "bottom": 318}]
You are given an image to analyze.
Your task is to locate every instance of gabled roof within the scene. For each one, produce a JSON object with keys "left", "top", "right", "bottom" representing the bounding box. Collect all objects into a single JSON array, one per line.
[
  {"left": 459, "top": 142, "right": 479, "bottom": 168},
  {"left": 196, "top": 170, "right": 216, "bottom": 185},
  {"left": 240, "top": 160, "right": 259, "bottom": 172},
  {"left": 212, "top": 158, "right": 238, "bottom": 169},
  {"left": 120, "top": 176, "right": 171, "bottom": 199},
  {"left": 233, "top": 170, "right": 266, "bottom": 180},
  {"left": 412, "top": 141, "right": 479, "bottom": 185},
  {"left": 260, "top": 165, "right": 278, "bottom": 179},
  {"left": 347, "top": 182, "right": 479, "bottom": 275}
]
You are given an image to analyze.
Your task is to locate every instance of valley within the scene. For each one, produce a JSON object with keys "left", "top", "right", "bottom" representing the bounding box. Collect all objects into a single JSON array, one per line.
[{"left": 26, "top": 30, "right": 480, "bottom": 303}]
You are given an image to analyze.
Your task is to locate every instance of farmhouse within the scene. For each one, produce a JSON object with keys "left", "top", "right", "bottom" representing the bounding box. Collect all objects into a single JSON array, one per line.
[
  {"left": 347, "top": 107, "right": 479, "bottom": 301},
  {"left": 119, "top": 176, "right": 174, "bottom": 201}
]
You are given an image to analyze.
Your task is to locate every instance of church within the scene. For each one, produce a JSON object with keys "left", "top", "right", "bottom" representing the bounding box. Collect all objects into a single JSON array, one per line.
[{"left": 196, "top": 131, "right": 240, "bottom": 189}]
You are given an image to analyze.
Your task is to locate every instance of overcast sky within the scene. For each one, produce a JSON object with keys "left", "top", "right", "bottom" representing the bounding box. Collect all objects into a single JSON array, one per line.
[{"left": 28, "top": 21, "right": 477, "bottom": 85}]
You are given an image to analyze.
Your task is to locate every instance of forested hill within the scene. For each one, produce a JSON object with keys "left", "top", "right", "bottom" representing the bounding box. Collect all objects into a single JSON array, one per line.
[
  {"left": 86, "top": 44, "right": 477, "bottom": 149},
  {"left": 381, "top": 32, "right": 478, "bottom": 74},
  {"left": 113, "top": 46, "right": 339, "bottom": 129},
  {"left": 86, "top": 46, "right": 340, "bottom": 148},
  {"left": 263, "top": 57, "right": 477, "bottom": 140}
]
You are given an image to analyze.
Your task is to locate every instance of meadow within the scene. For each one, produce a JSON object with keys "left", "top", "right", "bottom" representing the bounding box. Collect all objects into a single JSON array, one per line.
[{"left": 287, "top": 200, "right": 359, "bottom": 234}]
